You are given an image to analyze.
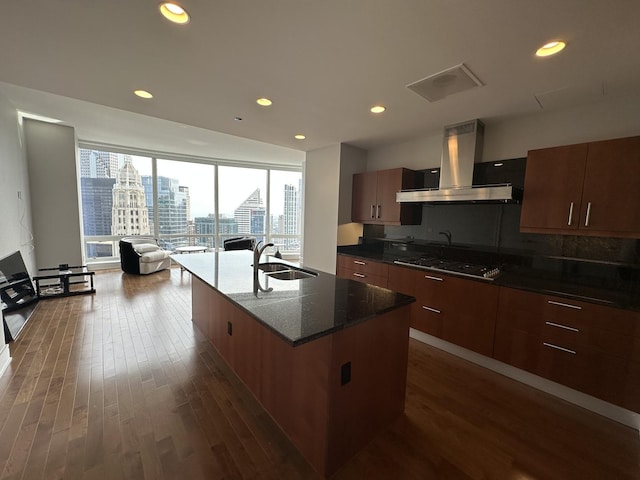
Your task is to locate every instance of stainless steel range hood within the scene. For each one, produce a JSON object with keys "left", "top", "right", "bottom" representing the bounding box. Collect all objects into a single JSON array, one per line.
[{"left": 396, "top": 119, "right": 520, "bottom": 203}]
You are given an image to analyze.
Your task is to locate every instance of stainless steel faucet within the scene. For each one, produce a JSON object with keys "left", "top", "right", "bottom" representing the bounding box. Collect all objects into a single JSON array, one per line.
[
  {"left": 439, "top": 230, "right": 452, "bottom": 246},
  {"left": 253, "top": 240, "right": 274, "bottom": 296}
]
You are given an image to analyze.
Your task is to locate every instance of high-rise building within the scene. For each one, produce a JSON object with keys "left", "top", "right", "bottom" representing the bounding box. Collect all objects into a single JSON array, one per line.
[
  {"left": 79, "top": 149, "right": 120, "bottom": 179},
  {"left": 234, "top": 189, "right": 265, "bottom": 235},
  {"left": 283, "top": 183, "right": 300, "bottom": 248},
  {"left": 151, "top": 176, "right": 190, "bottom": 249},
  {"left": 218, "top": 216, "right": 238, "bottom": 235},
  {"left": 81, "top": 177, "right": 117, "bottom": 258},
  {"left": 194, "top": 214, "right": 215, "bottom": 247},
  {"left": 81, "top": 178, "right": 116, "bottom": 235},
  {"left": 111, "top": 158, "right": 151, "bottom": 236}
]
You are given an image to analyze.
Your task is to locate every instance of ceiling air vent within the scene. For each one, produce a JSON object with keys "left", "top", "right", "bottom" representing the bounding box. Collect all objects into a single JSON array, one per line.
[{"left": 407, "top": 63, "right": 483, "bottom": 102}]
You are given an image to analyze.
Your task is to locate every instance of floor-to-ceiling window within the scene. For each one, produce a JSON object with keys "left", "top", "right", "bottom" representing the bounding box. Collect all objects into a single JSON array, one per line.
[
  {"left": 155, "top": 159, "right": 216, "bottom": 251},
  {"left": 78, "top": 146, "right": 302, "bottom": 263},
  {"left": 269, "top": 169, "right": 303, "bottom": 256},
  {"left": 218, "top": 165, "right": 268, "bottom": 246},
  {"left": 79, "top": 149, "right": 152, "bottom": 260}
]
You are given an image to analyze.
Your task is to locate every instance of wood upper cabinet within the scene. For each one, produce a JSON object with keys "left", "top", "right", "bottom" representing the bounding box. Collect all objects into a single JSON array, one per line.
[
  {"left": 387, "top": 264, "right": 499, "bottom": 357},
  {"left": 520, "top": 143, "right": 588, "bottom": 232},
  {"left": 351, "top": 168, "right": 421, "bottom": 225},
  {"left": 521, "top": 135, "right": 640, "bottom": 238},
  {"left": 581, "top": 136, "right": 640, "bottom": 234},
  {"left": 493, "top": 287, "right": 640, "bottom": 412}
]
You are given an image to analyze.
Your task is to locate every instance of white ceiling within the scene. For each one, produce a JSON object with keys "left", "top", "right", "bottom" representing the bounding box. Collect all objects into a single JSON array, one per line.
[{"left": 1, "top": 0, "right": 640, "bottom": 162}]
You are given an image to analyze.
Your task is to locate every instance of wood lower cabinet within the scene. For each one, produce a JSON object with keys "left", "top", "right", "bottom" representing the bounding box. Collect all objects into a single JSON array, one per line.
[
  {"left": 387, "top": 264, "right": 499, "bottom": 357},
  {"left": 351, "top": 168, "right": 421, "bottom": 225},
  {"left": 336, "top": 254, "right": 389, "bottom": 288},
  {"left": 196, "top": 280, "right": 262, "bottom": 393},
  {"left": 521, "top": 135, "right": 640, "bottom": 238},
  {"left": 493, "top": 287, "right": 640, "bottom": 412},
  {"left": 190, "top": 276, "right": 411, "bottom": 476}
]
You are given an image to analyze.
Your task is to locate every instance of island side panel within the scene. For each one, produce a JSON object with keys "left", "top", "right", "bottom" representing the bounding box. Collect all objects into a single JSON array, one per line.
[
  {"left": 259, "top": 330, "right": 333, "bottom": 474},
  {"left": 192, "top": 276, "right": 262, "bottom": 395},
  {"left": 325, "top": 305, "right": 411, "bottom": 475},
  {"left": 191, "top": 276, "right": 334, "bottom": 474},
  {"left": 192, "top": 275, "right": 213, "bottom": 339}
]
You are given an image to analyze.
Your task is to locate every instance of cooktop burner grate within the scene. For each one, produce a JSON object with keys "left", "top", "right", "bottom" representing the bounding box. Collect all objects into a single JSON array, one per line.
[{"left": 393, "top": 256, "right": 501, "bottom": 280}]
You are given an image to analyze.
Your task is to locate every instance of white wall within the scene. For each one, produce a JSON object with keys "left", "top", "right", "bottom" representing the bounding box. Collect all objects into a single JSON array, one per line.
[
  {"left": 0, "top": 91, "right": 34, "bottom": 371},
  {"left": 303, "top": 143, "right": 369, "bottom": 272},
  {"left": 302, "top": 144, "right": 341, "bottom": 273},
  {"left": 367, "top": 94, "right": 640, "bottom": 171},
  {"left": 24, "top": 119, "right": 83, "bottom": 269},
  {"left": 336, "top": 144, "right": 367, "bottom": 246},
  {"left": 0, "top": 92, "right": 35, "bottom": 272}
]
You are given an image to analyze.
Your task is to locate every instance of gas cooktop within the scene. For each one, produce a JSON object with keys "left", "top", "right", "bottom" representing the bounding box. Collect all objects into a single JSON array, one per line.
[{"left": 393, "top": 256, "right": 501, "bottom": 281}]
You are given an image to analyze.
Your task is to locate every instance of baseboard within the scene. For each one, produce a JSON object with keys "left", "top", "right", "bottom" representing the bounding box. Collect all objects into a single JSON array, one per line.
[
  {"left": 409, "top": 329, "right": 640, "bottom": 432},
  {"left": 0, "top": 344, "right": 11, "bottom": 378}
]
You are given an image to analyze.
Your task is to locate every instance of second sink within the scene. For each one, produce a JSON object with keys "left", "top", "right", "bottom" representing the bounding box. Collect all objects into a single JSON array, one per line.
[{"left": 258, "top": 262, "right": 318, "bottom": 280}]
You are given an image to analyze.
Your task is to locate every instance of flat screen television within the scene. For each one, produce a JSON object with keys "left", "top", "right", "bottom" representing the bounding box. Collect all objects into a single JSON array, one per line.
[{"left": 0, "top": 250, "right": 37, "bottom": 313}]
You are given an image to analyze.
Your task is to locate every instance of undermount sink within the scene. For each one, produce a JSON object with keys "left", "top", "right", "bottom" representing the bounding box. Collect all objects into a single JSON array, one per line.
[
  {"left": 258, "top": 262, "right": 318, "bottom": 280},
  {"left": 265, "top": 270, "right": 317, "bottom": 280},
  {"left": 258, "top": 262, "right": 291, "bottom": 272}
]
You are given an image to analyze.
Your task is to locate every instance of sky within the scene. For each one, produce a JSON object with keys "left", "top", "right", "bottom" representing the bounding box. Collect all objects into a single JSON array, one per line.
[{"left": 129, "top": 155, "right": 301, "bottom": 218}]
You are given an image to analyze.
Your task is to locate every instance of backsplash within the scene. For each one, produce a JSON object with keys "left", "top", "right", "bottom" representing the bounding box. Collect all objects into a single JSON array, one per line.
[{"left": 363, "top": 203, "right": 640, "bottom": 266}]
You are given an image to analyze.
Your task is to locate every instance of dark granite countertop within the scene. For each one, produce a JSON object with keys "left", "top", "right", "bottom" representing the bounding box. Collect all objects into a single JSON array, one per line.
[
  {"left": 171, "top": 251, "right": 415, "bottom": 346},
  {"left": 337, "top": 246, "right": 640, "bottom": 312}
]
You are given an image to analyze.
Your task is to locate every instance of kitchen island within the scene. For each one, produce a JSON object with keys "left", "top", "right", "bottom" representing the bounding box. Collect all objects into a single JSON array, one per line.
[{"left": 172, "top": 251, "right": 415, "bottom": 477}]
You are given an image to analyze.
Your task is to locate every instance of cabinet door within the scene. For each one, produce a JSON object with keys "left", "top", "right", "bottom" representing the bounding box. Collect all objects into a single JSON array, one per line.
[
  {"left": 520, "top": 144, "right": 588, "bottom": 233},
  {"left": 376, "top": 169, "right": 403, "bottom": 223},
  {"left": 351, "top": 171, "right": 378, "bottom": 223},
  {"left": 580, "top": 136, "right": 640, "bottom": 236}
]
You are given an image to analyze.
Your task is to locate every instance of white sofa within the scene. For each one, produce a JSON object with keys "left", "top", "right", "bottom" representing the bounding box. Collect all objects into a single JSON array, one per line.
[{"left": 119, "top": 237, "right": 171, "bottom": 275}]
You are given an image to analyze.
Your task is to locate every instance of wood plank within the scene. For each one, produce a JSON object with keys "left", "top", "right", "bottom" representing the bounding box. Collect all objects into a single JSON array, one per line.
[{"left": 0, "top": 267, "right": 636, "bottom": 480}]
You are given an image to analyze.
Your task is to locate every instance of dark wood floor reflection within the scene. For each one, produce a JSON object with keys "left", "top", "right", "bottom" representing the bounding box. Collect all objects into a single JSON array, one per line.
[{"left": 0, "top": 268, "right": 638, "bottom": 479}]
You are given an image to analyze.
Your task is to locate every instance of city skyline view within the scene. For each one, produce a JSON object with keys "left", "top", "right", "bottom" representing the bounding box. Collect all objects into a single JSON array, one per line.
[{"left": 79, "top": 148, "right": 302, "bottom": 255}]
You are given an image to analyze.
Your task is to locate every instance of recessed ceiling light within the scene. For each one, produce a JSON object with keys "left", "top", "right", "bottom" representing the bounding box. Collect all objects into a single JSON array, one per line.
[
  {"left": 159, "top": 2, "right": 190, "bottom": 24},
  {"left": 234, "top": 116, "right": 243, "bottom": 122},
  {"left": 370, "top": 105, "right": 386, "bottom": 114},
  {"left": 134, "top": 90, "right": 153, "bottom": 99},
  {"left": 294, "top": 134, "right": 306, "bottom": 140},
  {"left": 256, "top": 97, "right": 273, "bottom": 106},
  {"left": 536, "top": 41, "right": 566, "bottom": 57}
]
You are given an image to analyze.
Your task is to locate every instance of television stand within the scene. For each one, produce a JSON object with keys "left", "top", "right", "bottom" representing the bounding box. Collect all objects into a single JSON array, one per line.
[{"left": 33, "top": 264, "right": 95, "bottom": 299}]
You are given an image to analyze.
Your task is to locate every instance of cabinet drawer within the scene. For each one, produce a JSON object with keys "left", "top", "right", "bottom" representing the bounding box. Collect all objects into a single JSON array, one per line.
[
  {"left": 343, "top": 270, "right": 388, "bottom": 288},
  {"left": 337, "top": 255, "right": 389, "bottom": 288},
  {"left": 494, "top": 326, "right": 640, "bottom": 411},
  {"left": 337, "top": 255, "right": 389, "bottom": 277},
  {"left": 390, "top": 265, "right": 499, "bottom": 356},
  {"left": 497, "top": 287, "right": 640, "bottom": 337}
]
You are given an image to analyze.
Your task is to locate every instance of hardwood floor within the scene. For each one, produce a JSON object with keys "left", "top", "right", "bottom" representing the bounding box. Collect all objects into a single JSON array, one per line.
[{"left": 0, "top": 267, "right": 638, "bottom": 479}]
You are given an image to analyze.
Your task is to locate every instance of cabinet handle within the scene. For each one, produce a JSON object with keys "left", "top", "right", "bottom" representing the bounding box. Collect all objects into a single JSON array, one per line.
[
  {"left": 353, "top": 273, "right": 366, "bottom": 278},
  {"left": 547, "top": 300, "right": 582, "bottom": 310},
  {"left": 422, "top": 306, "right": 441, "bottom": 314},
  {"left": 370, "top": 205, "right": 375, "bottom": 219},
  {"left": 543, "top": 342, "right": 576, "bottom": 355},
  {"left": 567, "top": 202, "right": 574, "bottom": 226},
  {"left": 584, "top": 202, "right": 592, "bottom": 227},
  {"left": 353, "top": 260, "right": 366, "bottom": 265},
  {"left": 376, "top": 205, "right": 381, "bottom": 219},
  {"left": 424, "top": 275, "right": 444, "bottom": 282},
  {"left": 545, "top": 321, "right": 579, "bottom": 333}
]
